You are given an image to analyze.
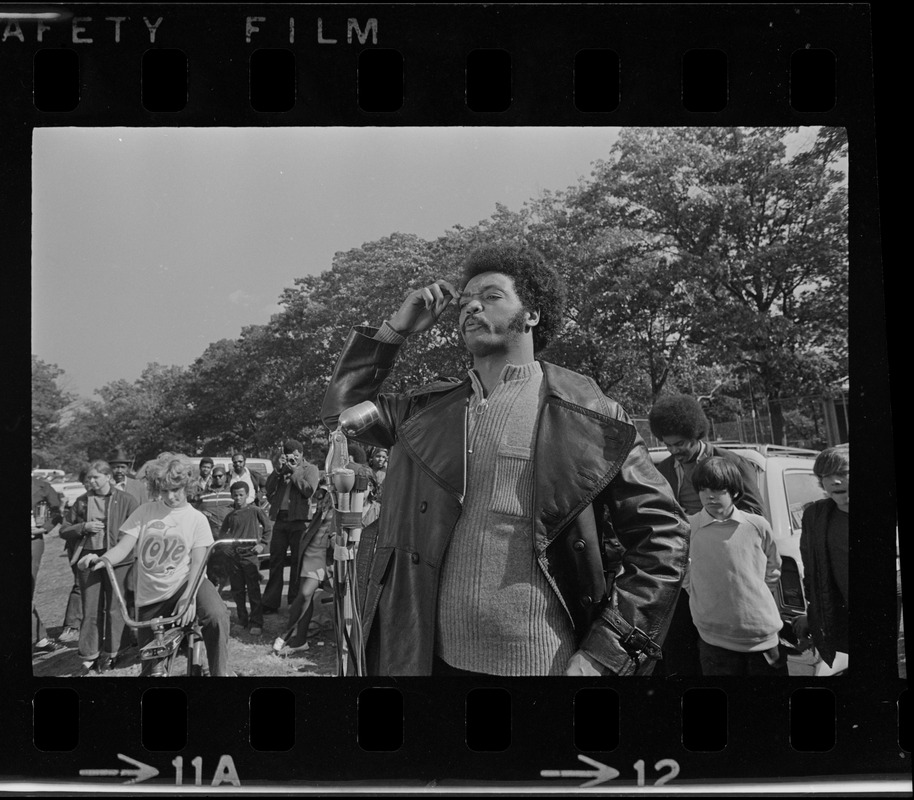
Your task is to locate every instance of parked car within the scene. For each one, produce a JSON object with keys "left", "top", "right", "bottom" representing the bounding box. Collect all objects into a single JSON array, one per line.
[
  {"left": 134, "top": 456, "right": 275, "bottom": 481},
  {"left": 33, "top": 468, "right": 65, "bottom": 482},
  {"left": 649, "top": 442, "right": 827, "bottom": 673},
  {"left": 50, "top": 480, "right": 87, "bottom": 508}
]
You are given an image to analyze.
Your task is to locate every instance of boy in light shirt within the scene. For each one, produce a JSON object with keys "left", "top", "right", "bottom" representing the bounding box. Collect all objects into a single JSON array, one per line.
[
  {"left": 79, "top": 453, "right": 232, "bottom": 677},
  {"left": 684, "top": 456, "right": 787, "bottom": 676}
]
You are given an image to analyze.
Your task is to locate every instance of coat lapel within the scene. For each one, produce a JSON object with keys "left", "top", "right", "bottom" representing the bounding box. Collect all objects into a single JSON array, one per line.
[
  {"left": 394, "top": 362, "right": 637, "bottom": 532},
  {"left": 533, "top": 369, "right": 637, "bottom": 550},
  {"left": 398, "top": 386, "right": 469, "bottom": 500}
]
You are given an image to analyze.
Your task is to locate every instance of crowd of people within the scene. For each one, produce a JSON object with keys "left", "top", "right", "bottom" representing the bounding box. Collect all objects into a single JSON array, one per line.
[
  {"left": 30, "top": 443, "right": 387, "bottom": 676},
  {"left": 32, "top": 240, "right": 851, "bottom": 678}
]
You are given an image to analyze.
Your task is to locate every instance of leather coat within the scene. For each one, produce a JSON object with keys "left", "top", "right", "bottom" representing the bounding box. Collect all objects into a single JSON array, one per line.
[{"left": 322, "top": 326, "right": 690, "bottom": 676}]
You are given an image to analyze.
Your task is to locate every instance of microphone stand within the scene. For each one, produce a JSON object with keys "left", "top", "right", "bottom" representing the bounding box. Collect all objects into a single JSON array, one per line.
[{"left": 325, "top": 428, "right": 367, "bottom": 677}]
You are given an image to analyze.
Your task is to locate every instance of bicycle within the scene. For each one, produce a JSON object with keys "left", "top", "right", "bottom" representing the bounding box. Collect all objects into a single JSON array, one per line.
[{"left": 100, "top": 538, "right": 245, "bottom": 677}]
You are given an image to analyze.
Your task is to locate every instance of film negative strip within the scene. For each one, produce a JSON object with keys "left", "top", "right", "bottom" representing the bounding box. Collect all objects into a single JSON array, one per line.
[{"left": 5, "top": 2, "right": 906, "bottom": 795}]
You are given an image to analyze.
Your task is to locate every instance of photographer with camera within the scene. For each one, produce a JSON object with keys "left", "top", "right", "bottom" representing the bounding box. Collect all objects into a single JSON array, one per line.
[{"left": 262, "top": 440, "right": 320, "bottom": 614}]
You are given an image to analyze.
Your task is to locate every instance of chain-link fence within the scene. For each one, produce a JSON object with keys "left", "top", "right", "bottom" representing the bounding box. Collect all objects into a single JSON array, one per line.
[{"left": 634, "top": 390, "right": 849, "bottom": 450}]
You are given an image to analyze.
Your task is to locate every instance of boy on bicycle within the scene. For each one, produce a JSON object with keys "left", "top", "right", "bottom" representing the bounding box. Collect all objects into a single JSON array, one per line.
[{"left": 79, "top": 453, "right": 233, "bottom": 677}]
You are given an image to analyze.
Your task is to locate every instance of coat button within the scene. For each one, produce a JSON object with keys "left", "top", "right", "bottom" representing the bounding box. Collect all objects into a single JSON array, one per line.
[
  {"left": 411, "top": 552, "right": 420, "bottom": 564},
  {"left": 580, "top": 595, "right": 593, "bottom": 607},
  {"left": 572, "top": 539, "right": 586, "bottom": 552},
  {"left": 419, "top": 501, "right": 428, "bottom": 513}
]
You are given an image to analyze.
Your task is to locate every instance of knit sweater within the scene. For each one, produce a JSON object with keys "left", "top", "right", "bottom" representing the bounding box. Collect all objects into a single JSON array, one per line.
[
  {"left": 685, "top": 508, "right": 783, "bottom": 652},
  {"left": 435, "top": 361, "right": 577, "bottom": 675}
]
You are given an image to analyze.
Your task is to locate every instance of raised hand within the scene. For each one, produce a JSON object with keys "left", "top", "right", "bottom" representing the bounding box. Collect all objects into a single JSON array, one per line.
[{"left": 386, "top": 280, "right": 458, "bottom": 337}]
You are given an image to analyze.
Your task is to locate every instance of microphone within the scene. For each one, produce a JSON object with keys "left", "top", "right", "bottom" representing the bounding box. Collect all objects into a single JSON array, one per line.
[
  {"left": 332, "top": 468, "right": 355, "bottom": 511},
  {"left": 338, "top": 401, "right": 381, "bottom": 438}
]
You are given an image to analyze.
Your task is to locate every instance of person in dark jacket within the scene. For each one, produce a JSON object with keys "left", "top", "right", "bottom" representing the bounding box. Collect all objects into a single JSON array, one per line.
[
  {"left": 60, "top": 460, "right": 140, "bottom": 673},
  {"left": 262, "top": 440, "right": 320, "bottom": 613},
  {"left": 218, "top": 482, "right": 272, "bottom": 635},
  {"left": 58, "top": 467, "right": 92, "bottom": 643},
  {"left": 647, "top": 393, "right": 765, "bottom": 676},
  {"left": 321, "top": 242, "right": 689, "bottom": 677},
  {"left": 794, "top": 444, "right": 849, "bottom": 673}
]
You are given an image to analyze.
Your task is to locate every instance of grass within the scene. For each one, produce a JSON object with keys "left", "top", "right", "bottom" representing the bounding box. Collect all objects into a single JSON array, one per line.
[{"left": 32, "top": 527, "right": 340, "bottom": 678}]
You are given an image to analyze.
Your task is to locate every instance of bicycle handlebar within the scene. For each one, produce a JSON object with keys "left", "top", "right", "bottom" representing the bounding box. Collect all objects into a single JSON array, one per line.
[{"left": 99, "top": 538, "right": 256, "bottom": 629}]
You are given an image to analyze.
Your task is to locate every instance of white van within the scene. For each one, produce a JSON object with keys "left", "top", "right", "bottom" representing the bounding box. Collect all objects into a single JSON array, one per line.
[{"left": 206, "top": 457, "right": 274, "bottom": 480}]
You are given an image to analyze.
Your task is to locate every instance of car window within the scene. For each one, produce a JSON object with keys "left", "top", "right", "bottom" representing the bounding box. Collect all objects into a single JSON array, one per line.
[{"left": 784, "top": 469, "right": 827, "bottom": 533}]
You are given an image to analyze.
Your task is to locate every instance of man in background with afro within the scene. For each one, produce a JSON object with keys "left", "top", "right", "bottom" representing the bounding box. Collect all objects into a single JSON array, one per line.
[{"left": 649, "top": 393, "right": 764, "bottom": 676}]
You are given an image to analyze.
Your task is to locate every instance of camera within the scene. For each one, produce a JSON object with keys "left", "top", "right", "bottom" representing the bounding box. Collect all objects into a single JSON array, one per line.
[{"left": 279, "top": 452, "right": 299, "bottom": 472}]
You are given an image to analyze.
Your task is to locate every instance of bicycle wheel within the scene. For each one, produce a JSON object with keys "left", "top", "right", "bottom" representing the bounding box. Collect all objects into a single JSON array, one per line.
[{"left": 187, "top": 635, "right": 209, "bottom": 677}]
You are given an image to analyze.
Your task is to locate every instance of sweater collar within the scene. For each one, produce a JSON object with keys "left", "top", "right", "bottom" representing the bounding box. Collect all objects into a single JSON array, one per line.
[
  {"left": 695, "top": 506, "right": 748, "bottom": 528},
  {"left": 467, "top": 360, "right": 542, "bottom": 401}
]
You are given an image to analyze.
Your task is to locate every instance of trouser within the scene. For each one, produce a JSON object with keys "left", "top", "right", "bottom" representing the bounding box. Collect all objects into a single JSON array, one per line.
[
  {"left": 63, "top": 560, "right": 83, "bottom": 629},
  {"left": 228, "top": 549, "right": 264, "bottom": 627},
  {"left": 137, "top": 580, "right": 231, "bottom": 676},
  {"left": 31, "top": 535, "right": 47, "bottom": 644},
  {"left": 653, "top": 590, "right": 701, "bottom": 677},
  {"left": 698, "top": 639, "right": 789, "bottom": 677},
  {"left": 262, "top": 519, "right": 306, "bottom": 610},
  {"left": 78, "top": 553, "right": 132, "bottom": 661}
]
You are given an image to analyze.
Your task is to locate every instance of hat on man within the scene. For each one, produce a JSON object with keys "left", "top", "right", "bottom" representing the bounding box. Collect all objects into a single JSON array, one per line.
[
  {"left": 282, "top": 439, "right": 304, "bottom": 454},
  {"left": 212, "top": 465, "right": 227, "bottom": 475},
  {"left": 107, "top": 447, "right": 133, "bottom": 466}
]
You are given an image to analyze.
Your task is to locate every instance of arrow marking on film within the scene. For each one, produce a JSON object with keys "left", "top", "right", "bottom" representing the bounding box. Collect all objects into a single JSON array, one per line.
[
  {"left": 79, "top": 753, "right": 159, "bottom": 784},
  {"left": 541, "top": 754, "right": 620, "bottom": 788}
]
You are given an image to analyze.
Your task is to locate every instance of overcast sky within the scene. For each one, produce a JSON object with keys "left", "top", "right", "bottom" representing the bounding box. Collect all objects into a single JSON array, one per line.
[{"left": 31, "top": 126, "right": 624, "bottom": 398}]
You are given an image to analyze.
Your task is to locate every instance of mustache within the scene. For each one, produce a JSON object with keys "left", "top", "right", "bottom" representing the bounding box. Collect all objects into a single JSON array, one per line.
[{"left": 463, "top": 315, "right": 489, "bottom": 332}]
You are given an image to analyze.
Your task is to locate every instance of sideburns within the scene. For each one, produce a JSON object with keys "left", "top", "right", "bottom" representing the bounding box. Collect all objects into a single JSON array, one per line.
[{"left": 508, "top": 307, "right": 530, "bottom": 334}]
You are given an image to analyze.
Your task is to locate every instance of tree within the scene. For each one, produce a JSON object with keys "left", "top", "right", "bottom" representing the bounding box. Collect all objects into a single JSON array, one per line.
[
  {"left": 180, "top": 338, "right": 268, "bottom": 454},
  {"left": 573, "top": 127, "right": 848, "bottom": 438},
  {"left": 31, "top": 356, "right": 73, "bottom": 456},
  {"left": 66, "top": 363, "right": 195, "bottom": 467}
]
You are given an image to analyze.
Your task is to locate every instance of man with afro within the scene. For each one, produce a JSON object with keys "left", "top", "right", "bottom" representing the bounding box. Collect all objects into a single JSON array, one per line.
[
  {"left": 322, "top": 241, "right": 689, "bottom": 677},
  {"left": 648, "top": 393, "right": 764, "bottom": 676}
]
